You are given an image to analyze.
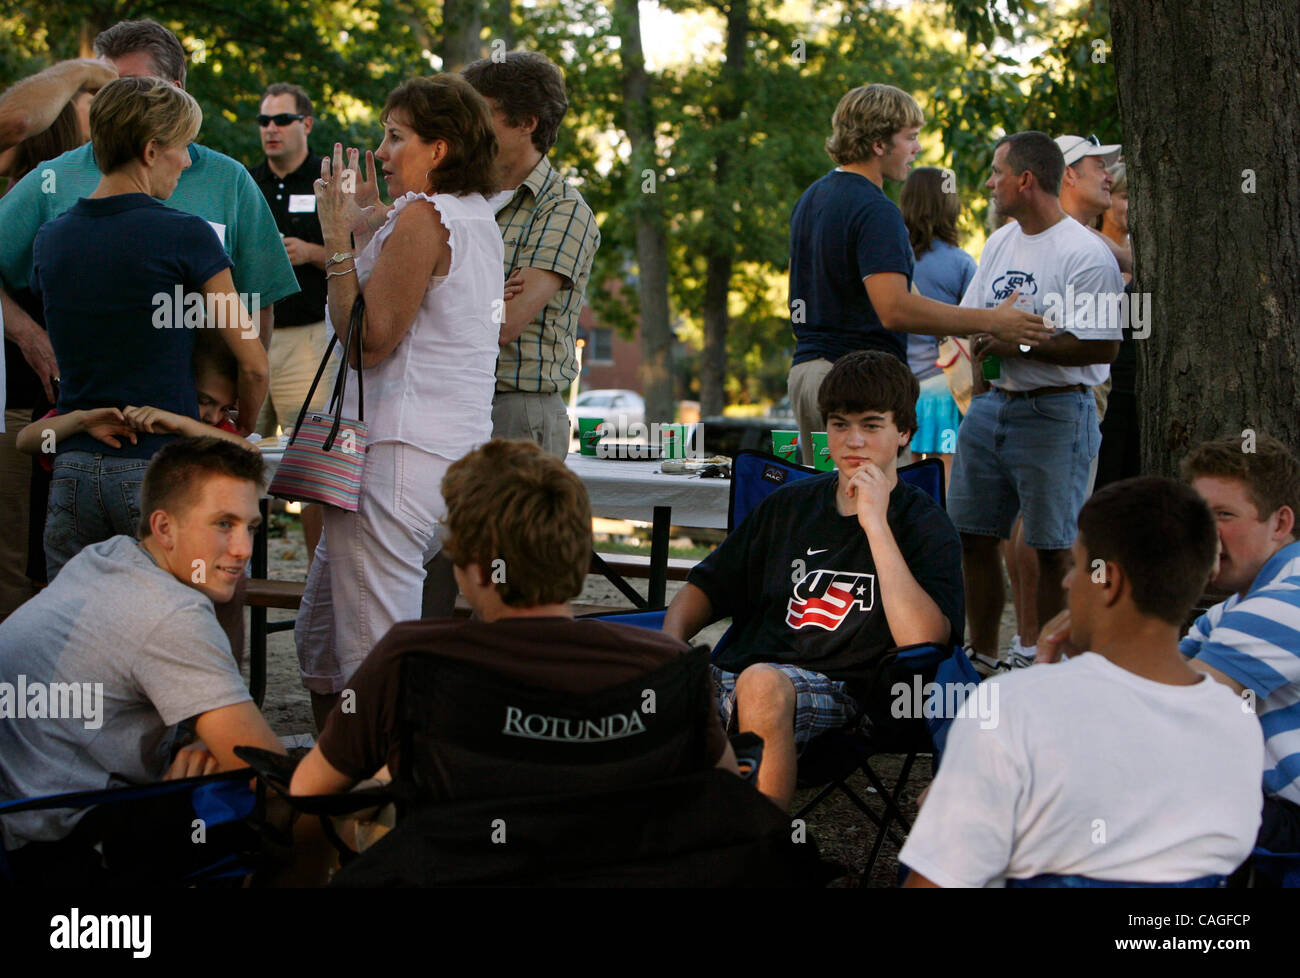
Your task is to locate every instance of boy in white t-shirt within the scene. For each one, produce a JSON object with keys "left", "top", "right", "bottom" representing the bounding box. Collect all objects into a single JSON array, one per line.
[{"left": 900, "top": 477, "right": 1263, "bottom": 887}]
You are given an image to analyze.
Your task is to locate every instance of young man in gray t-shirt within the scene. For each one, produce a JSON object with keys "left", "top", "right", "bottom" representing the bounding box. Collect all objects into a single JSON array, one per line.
[{"left": 0, "top": 437, "right": 284, "bottom": 863}]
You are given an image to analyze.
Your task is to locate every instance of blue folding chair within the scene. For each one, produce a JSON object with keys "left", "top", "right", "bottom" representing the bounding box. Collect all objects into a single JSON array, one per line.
[
  {"left": 0, "top": 769, "right": 262, "bottom": 886},
  {"left": 1007, "top": 874, "right": 1227, "bottom": 888},
  {"left": 1249, "top": 846, "right": 1300, "bottom": 887}
]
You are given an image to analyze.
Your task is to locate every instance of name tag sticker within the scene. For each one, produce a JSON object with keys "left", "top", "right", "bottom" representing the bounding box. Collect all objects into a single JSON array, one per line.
[
  {"left": 289, "top": 194, "right": 316, "bottom": 213},
  {"left": 207, "top": 221, "right": 226, "bottom": 246}
]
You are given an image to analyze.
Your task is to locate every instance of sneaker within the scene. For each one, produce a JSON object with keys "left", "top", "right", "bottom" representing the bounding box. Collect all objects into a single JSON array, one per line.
[
  {"left": 1009, "top": 644, "right": 1038, "bottom": 668},
  {"left": 967, "top": 646, "right": 1010, "bottom": 676}
]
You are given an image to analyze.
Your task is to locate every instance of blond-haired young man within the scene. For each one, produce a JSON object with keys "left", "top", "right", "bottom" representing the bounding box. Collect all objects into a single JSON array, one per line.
[{"left": 786, "top": 84, "right": 1048, "bottom": 466}]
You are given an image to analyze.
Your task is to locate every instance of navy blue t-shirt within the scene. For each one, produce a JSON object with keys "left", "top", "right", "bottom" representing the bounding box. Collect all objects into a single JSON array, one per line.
[
  {"left": 789, "top": 170, "right": 914, "bottom": 365},
  {"left": 31, "top": 194, "right": 233, "bottom": 458},
  {"left": 689, "top": 472, "right": 964, "bottom": 703}
]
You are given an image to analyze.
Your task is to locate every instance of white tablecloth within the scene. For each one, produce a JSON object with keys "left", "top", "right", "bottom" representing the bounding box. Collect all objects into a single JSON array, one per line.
[
  {"left": 262, "top": 448, "right": 732, "bottom": 529},
  {"left": 565, "top": 453, "right": 730, "bottom": 529}
]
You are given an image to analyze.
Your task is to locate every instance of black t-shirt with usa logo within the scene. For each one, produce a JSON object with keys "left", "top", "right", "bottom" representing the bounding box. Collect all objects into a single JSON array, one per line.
[{"left": 690, "top": 472, "right": 964, "bottom": 701}]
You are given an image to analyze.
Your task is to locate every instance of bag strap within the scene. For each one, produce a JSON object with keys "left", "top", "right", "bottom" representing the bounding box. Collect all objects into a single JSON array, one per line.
[{"left": 285, "top": 294, "right": 366, "bottom": 451}]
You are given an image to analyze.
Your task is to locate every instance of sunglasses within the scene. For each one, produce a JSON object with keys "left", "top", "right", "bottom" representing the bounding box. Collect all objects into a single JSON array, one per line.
[{"left": 258, "top": 113, "right": 306, "bottom": 128}]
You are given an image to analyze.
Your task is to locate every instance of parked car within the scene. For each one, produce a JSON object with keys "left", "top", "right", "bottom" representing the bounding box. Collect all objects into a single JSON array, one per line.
[{"left": 568, "top": 389, "right": 646, "bottom": 436}]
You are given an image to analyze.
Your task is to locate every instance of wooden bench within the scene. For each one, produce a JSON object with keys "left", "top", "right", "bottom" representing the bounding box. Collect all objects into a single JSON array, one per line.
[{"left": 590, "top": 552, "right": 696, "bottom": 583}]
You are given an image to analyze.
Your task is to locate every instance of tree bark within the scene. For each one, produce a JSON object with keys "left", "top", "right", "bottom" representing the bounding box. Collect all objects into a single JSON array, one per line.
[
  {"left": 1111, "top": 0, "right": 1300, "bottom": 476},
  {"left": 615, "top": 0, "right": 675, "bottom": 426},
  {"left": 698, "top": 0, "right": 749, "bottom": 418},
  {"left": 441, "top": 0, "right": 483, "bottom": 70}
]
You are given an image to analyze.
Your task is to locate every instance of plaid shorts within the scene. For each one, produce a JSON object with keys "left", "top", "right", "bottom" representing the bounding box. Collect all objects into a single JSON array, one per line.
[{"left": 711, "top": 663, "right": 859, "bottom": 754}]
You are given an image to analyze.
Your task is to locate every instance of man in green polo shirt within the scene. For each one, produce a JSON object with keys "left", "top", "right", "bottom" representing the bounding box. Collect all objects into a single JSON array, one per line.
[{"left": 463, "top": 51, "right": 601, "bottom": 459}]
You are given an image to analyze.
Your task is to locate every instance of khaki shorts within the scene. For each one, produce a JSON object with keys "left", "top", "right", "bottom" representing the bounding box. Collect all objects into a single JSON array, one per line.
[
  {"left": 491, "top": 391, "right": 571, "bottom": 459},
  {"left": 257, "top": 320, "right": 333, "bottom": 436},
  {"left": 787, "top": 358, "right": 834, "bottom": 467}
]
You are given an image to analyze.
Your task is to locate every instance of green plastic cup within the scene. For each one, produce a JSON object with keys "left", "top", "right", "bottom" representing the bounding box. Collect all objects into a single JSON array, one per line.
[
  {"left": 812, "top": 432, "right": 833, "bottom": 471},
  {"left": 578, "top": 417, "right": 605, "bottom": 456},
  {"left": 772, "top": 430, "right": 800, "bottom": 462},
  {"left": 659, "top": 423, "right": 688, "bottom": 460}
]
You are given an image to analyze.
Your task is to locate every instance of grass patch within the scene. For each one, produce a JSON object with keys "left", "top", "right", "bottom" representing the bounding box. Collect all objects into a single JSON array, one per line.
[{"left": 594, "top": 539, "right": 715, "bottom": 560}]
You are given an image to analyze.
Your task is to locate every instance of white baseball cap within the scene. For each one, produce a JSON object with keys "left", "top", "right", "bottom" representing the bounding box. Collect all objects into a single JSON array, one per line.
[{"left": 1055, "top": 134, "right": 1121, "bottom": 168}]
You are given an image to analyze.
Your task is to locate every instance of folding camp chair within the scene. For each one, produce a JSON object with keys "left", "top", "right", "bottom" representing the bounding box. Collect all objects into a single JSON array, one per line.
[
  {"left": 0, "top": 768, "right": 266, "bottom": 887},
  {"left": 715, "top": 451, "right": 975, "bottom": 879},
  {"left": 238, "top": 643, "right": 832, "bottom": 886},
  {"left": 1248, "top": 846, "right": 1300, "bottom": 887},
  {"left": 1006, "top": 874, "right": 1228, "bottom": 888}
]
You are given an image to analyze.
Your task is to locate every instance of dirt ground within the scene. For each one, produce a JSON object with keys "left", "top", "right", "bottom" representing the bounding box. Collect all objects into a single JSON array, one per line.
[{"left": 249, "top": 528, "right": 1016, "bottom": 888}]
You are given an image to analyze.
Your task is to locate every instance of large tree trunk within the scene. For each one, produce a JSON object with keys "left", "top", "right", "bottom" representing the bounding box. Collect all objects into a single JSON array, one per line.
[
  {"left": 698, "top": 0, "right": 749, "bottom": 418},
  {"left": 441, "top": 0, "right": 483, "bottom": 70},
  {"left": 615, "top": 0, "right": 674, "bottom": 426},
  {"left": 1111, "top": 0, "right": 1300, "bottom": 476}
]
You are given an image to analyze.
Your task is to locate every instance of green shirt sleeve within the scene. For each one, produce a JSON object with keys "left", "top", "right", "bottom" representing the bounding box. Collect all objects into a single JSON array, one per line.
[
  {"left": 227, "top": 163, "right": 299, "bottom": 306},
  {"left": 0, "top": 165, "right": 55, "bottom": 293}
]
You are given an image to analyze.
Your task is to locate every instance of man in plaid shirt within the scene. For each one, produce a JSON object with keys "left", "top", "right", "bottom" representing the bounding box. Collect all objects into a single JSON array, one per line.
[{"left": 463, "top": 51, "right": 601, "bottom": 458}]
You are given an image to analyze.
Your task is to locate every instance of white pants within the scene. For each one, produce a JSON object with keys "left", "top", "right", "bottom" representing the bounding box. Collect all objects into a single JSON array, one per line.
[{"left": 295, "top": 442, "right": 451, "bottom": 693}]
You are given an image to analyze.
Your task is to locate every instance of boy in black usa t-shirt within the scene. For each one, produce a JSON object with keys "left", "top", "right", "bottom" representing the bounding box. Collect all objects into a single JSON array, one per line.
[{"left": 664, "top": 351, "right": 963, "bottom": 808}]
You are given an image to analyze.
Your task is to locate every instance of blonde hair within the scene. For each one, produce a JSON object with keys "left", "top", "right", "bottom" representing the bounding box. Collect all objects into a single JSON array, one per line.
[
  {"left": 90, "top": 76, "right": 201, "bottom": 173},
  {"left": 825, "top": 84, "right": 924, "bottom": 165}
]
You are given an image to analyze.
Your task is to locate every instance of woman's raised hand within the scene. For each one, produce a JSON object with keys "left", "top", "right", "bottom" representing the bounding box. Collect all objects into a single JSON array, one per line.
[{"left": 316, "top": 142, "right": 368, "bottom": 239}]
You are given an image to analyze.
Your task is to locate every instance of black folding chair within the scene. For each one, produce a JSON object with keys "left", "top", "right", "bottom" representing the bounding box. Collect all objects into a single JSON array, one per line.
[{"left": 239, "top": 644, "right": 833, "bottom": 886}]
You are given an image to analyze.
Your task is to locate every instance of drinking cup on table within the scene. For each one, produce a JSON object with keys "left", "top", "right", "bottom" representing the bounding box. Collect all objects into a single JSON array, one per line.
[
  {"left": 578, "top": 417, "right": 606, "bottom": 456},
  {"left": 772, "top": 430, "right": 800, "bottom": 461},
  {"left": 812, "top": 432, "right": 833, "bottom": 472}
]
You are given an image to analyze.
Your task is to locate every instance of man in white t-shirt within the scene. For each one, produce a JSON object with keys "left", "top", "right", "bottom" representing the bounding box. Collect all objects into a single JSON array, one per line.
[
  {"left": 947, "top": 131, "right": 1124, "bottom": 666},
  {"left": 901, "top": 477, "right": 1263, "bottom": 887}
]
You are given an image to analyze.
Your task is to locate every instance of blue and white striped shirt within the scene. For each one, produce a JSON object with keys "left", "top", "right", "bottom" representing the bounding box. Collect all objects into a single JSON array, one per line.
[{"left": 1181, "top": 540, "right": 1300, "bottom": 806}]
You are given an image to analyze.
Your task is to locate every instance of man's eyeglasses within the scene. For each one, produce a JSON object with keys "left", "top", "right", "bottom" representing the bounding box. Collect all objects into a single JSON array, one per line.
[{"left": 258, "top": 113, "right": 306, "bottom": 128}]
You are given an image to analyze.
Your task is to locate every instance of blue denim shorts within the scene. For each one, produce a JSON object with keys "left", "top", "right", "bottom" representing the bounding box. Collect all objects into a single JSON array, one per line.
[
  {"left": 45, "top": 451, "right": 151, "bottom": 580},
  {"left": 946, "top": 388, "right": 1100, "bottom": 551}
]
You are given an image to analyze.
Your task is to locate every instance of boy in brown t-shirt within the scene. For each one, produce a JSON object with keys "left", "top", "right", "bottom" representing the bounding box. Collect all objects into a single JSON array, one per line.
[{"left": 290, "top": 439, "right": 736, "bottom": 797}]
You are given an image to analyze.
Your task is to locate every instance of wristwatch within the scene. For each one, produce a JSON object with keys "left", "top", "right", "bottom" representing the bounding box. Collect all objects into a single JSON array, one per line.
[{"left": 325, "top": 251, "right": 354, "bottom": 269}]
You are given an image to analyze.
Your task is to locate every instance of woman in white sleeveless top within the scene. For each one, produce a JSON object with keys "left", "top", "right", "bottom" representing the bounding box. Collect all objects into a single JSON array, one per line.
[{"left": 297, "top": 75, "right": 503, "bottom": 727}]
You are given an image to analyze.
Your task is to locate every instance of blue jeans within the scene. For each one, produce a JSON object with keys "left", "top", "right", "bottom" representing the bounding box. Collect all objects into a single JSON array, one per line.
[
  {"left": 947, "top": 389, "right": 1100, "bottom": 550},
  {"left": 45, "top": 451, "right": 151, "bottom": 580}
]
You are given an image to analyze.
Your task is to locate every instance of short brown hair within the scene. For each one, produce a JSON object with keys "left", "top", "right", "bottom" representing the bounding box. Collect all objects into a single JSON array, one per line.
[
  {"left": 817, "top": 350, "right": 919, "bottom": 448},
  {"left": 381, "top": 75, "right": 497, "bottom": 196},
  {"left": 901, "top": 166, "right": 961, "bottom": 258},
  {"left": 90, "top": 76, "right": 201, "bottom": 174},
  {"left": 441, "top": 440, "right": 592, "bottom": 608},
  {"left": 1077, "top": 477, "right": 1218, "bottom": 626},
  {"left": 262, "top": 82, "right": 313, "bottom": 118},
  {"left": 462, "top": 51, "right": 568, "bottom": 154},
  {"left": 193, "top": 330, "right": 238, "bottom": 387},
  {"left": 138, "top": 437, "right": 265, "bottom": 538},
  {"left": 824, "top": 84, "right": 923, "bottom": 166},
  {"left": 994, "top": 131, "right": 1065, "bottom": 197},
  {"left": 94, "top": 19, "right": 187, "bottom": 87},
  {"left": 1180, "top": 434, "right": 1300, "bottom": 523}
]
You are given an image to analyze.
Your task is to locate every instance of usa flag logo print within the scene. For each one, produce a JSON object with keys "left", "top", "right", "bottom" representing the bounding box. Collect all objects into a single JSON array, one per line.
[{"left": 786, "top": 569, "right": 875, "bottom": 631}]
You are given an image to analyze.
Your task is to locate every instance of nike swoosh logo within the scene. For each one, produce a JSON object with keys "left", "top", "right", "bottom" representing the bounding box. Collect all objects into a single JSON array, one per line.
[{"left": 806, "top": 548, "right": 828, "bottom": 556}]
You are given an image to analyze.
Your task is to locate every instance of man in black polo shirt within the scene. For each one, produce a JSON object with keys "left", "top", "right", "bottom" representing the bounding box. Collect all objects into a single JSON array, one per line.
[{"left": 248, "top": 82, "right": 328, "bottom": 560}]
